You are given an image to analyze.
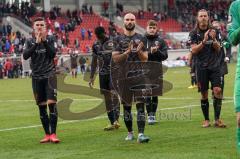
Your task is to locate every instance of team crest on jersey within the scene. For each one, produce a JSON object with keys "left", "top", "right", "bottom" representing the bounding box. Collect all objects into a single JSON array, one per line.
[
  {"left": 108, "top": 42, "right": 113, "bottom": 47},
  {"left": 23, "top": 43, "right": 26, "bottom": 50},
  {"left": 155, "top": 41, "right": 159, "bottom": 46},
  {"left": 120, "top": 40, "right": 129, "bottom": 49},
  {"left": 134, "top": 39, "right": 141, "bottom": 44},
  {"left": 103, "top": 40, "right": 114, "bottom": 51}
]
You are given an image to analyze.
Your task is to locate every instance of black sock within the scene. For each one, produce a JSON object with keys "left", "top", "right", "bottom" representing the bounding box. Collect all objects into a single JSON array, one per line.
[
  {"left": 146, "top": 97, "right": 152, "bottom": 116},
  {"left": 48, "top": 103, "right": 58, "bottom": 134},
  {"left": 113, "top": 106, "right": 120, "bottom": 122},
  {"left": 136, "top": 103, "right": 145, "bottom": 134},
  {"left": 213, "top": 97, "right": 222, "bottom": 120},
  {"left": 193, "top": 76, "right": 197, "bottom": 85},
  {"left": 191, "top": 76, "right": 194, "bottom": 85},
  {"left": 123, "top": 105, "right": 133, "bottom": 132},
  {"left": 152, "top": 96, "right": 158, "bottom": 116},
  {"left": 107, "top": 110, "right": 115, "bottom": 125},
  {"left": 38, "top": 105, "right": 50, "bottom": 135},
  {"left": 221, "top": 76, "right": 224, "bottom": 96},
  {"left": 201, "top": 99, "right": 209, "bottom": 120},
  {"left": 112, "top": 95, "right": 120, "bottom": 121},
  {"left": 104, "top": 93, "right": 116, "bottom": 124}
]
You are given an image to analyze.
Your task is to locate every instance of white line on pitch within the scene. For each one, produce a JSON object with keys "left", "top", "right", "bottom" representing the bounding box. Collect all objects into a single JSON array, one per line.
[
  {"left": 160, "top": 100, "right": 233, "bottom": 110},
  {"left": 0, "top": 99, "right": 103, "bottom": 102},
  {"left": 0, "top": 97, "right": 233, "bottom": 103},
  {"left": 0, "top": 100, "right": 233, "bottom": 133},
  {"left": 0, "top": 116, "right": 104, "bottom": 132}
]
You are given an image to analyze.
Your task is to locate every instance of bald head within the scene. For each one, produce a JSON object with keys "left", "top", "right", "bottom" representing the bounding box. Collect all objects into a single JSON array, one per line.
[
  {"left": 124, "top": 13, "right": 136, "bottom": 20},
  {"left": 124, "top": 13, "right": 136, "bottom": 31}
]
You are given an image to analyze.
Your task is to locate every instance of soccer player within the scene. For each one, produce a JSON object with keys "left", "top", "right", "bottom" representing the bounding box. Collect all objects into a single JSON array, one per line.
[
  {"left": 79, "top": 56, "right": 86, "bottom": 74},
  {"left": 212, "top": 21, "right": 229, "bottom": 98},
  {"left": 228, "top": 0, "right": 240, "bottom": 149},
  {"left": 70, "top": 50, "right": 78, "bottom": 78},
  {"left": 89, "top": 26, "right": 120, "bottom": 131},
  {"left": 189, "top": 9, "right": 226, "bottom": 128},
  {"left": 112, "top": 13, "right": 150, "bottom": 143},
  {"left": 23, "top": 17, "right": 60, "bottom": 143},
  {"left": 144, "top": 20, "right": 168, "bottom": 125}
]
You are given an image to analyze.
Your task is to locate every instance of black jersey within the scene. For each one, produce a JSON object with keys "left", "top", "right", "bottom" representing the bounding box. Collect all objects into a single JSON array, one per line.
[
  {"left": 23, "top": 37, "right": 56, "bottom": 79},
  {"left": 70, "top": 53, "right": 78, "bottom": 68},
  {"left": 189, "top": 28, "right": 221, "bottom": 69},
  {"left": 114, "top": 33, "right": 147, "bottom": 61},
  {"left": 218, "top": 33, "right": 229, "bottom": 75},
  {"left": 144, "top": 34, "right": 168, "bottom": 62},
  {"left": 90, "top": 37, "right": 112, "bottom": 77}
]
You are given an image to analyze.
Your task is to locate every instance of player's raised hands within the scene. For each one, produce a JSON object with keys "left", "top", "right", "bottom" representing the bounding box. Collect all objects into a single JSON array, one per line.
[
  {"left": 150, "top": 46, "right": 159, "bottom": 53},
  {"left": 136, "top": 41, "right": 144, "bottom": 53},
  {"left": 36, "top": 32, "right": 42, "bottom": 43},
  {"left": 203, "top": 30, "right": 210, "bottom": 43},
  {"left": 126, "top": 40, "right": 133, "bottom": 54},
  {"left": 209, "top": 29, "right": 216, "bottom": 41},
  {"left": 41, "top": 32, "right": 47, "bottom": 42}
]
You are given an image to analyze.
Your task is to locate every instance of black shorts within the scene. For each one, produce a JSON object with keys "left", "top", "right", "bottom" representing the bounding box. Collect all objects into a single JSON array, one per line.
[
  {"left": 99, "top": 74, "right": 112, "bottom": 94},
  {"left": 118, "top": 75, "right": 147, "bottom": 105},
  {"left": 196, "top": 68, "right": 221, "bottom": 92},
  {"left": 121, "top": 87, "right": 147, "bottom": 105},
  {"left": 32, "top": 75, "right": 57, "bottom": 105},
  {"left": 80, "top": 65, "right": 85, "bottom": 70},
  {"left": 71, "top": 63, "right": 77, "bottom": 69}
]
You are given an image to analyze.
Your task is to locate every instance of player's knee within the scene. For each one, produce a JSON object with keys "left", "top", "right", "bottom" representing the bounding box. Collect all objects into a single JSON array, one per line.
[
  {"left": 47, "top": 100, "right": 56, "bottom": 105},
  {"left": 48, "top": 103, "right": 58, "bottom": 117},
  {"left": 213, "top": 87, "right": 222, "bottom": 96},
  {"left": 201, "top": 91, "right": 208, "bottom": 100},
  {"left": 123, "top": 105, "right": 132, "bottom": 119}
]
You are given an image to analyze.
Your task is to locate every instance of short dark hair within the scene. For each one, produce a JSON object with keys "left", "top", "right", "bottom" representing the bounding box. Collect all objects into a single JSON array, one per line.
[
  {"left": 197, "top": 9, "right": 209, "bottom": 17},
  {"left": 94, "top": 26, "right": 105, "bottom": 36},
  {"left": 147, "top": 20, "right": 157, "bottom": 27},
  {"left": 34, "top": 17, "right": 45, "bottom": 22}
]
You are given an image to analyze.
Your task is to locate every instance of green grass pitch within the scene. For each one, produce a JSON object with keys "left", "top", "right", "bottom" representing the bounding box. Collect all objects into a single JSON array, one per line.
[{"left": 0, "top": 63, "right": 238, "bottom": 159}]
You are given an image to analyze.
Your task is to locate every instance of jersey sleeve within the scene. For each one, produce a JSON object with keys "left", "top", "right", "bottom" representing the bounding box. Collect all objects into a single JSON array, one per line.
[
  {"left": 92, "top": 43, "right": 97, "bottom": 56},
  {"left": 90, "top": 43, "right": 98, "bottom": 79},
  {"left": 189, "top": 31, "right": 198, "bottom": 45},
  {"left": 141, "top": 36, "right": 148, "bottom": 52},
  {"left": 113, "top": 36, "right": 121, "bottom": 52},
  {"left": 23, "top": 39, "right": 37, "bottom": 60}
]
